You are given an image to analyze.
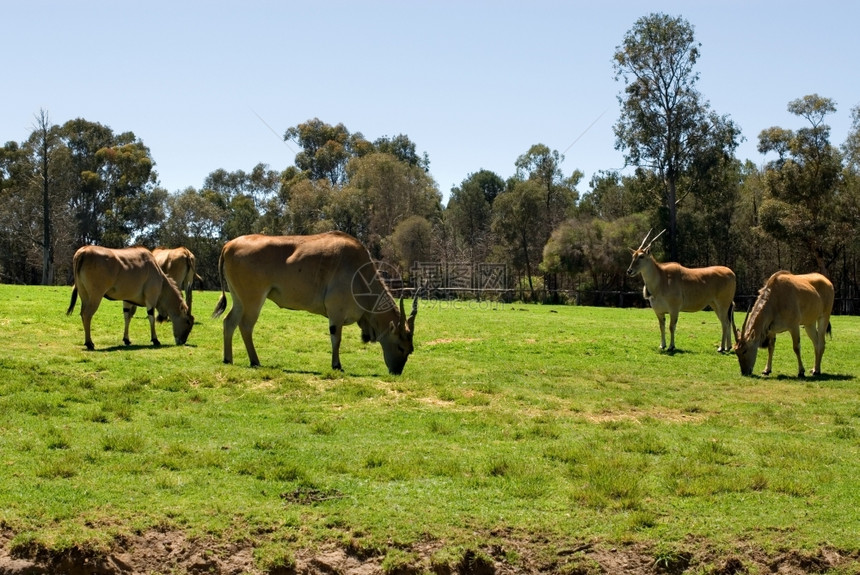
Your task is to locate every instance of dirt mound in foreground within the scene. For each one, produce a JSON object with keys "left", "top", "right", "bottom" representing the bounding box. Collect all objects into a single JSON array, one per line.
[{"left": 0, "top": 529, "right": 856, "bottom": 575}]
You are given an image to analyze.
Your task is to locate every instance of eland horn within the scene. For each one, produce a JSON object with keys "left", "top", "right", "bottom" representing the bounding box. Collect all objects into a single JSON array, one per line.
[
  {"left": 636, "top": 229, "right": 653, "bottom": 251},
  {"left": 408, "top": 286, "right": 420, "bottom": 329},
  {"left": 645, "top": 229, "right": 666, "bottom": 251}
]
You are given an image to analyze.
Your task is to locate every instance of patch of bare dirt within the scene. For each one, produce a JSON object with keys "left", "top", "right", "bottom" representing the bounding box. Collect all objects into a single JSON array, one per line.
[{"left": 0, "top": 528, "right": 857, "bottom": 575}]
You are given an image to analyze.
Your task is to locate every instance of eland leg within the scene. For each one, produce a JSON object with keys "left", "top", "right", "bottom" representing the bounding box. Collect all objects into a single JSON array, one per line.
[
  {"left": 237, "top": 313, "right": 261, "bottom": 367},
  {"left": 667, "top": 312, "right": 678, "bottom": 352},
  {"left": 81, "top": 310, "right": 96, "bottom": 351},
  {"left": 329, "top": 322, "right": 344, "bottom": 371},
  {"left": 716, "top": 304, "right": 732, "bottom": 352},
  {"left": 79, "top": 292, "right": 100, "bottom": 351},
  {"left": 762, "top": 335, "right": 776, "bottom": 375},
  {"left": 221, "top": 300, "right": 239, "bottom": 365},
  {"left": 123, "top": 304, "right": 136, "bottom": 345},
  {"left": 789, "top": 326, "right": 804, "bottom": 377},
  {"left": 656, "top": 312, "right": 667, "bottom": 350},
  {"left": 147, "top": 308, "right": 160, "bottom": 346},
  {"left": 226, "top": 295, "right": 264, "bottom": 367},
  {"left": 805, "top": 323, "right": 824, "bottom": 376}
]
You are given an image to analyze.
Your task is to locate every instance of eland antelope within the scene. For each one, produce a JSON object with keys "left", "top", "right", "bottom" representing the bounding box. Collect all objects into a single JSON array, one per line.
[
  {"left": 124, "top": 246, "right": 199, "bottom": 335},
  {"left": 733, "top": 271, "right": 833, "bottom": 377},
  {"left": 212, "top": 232, "right": 418, "bottom": 374},
  {"left": 152, "top": 247, "right": 199, "bottom": 312},
  {"left": 66, "top": 246, "right": 195, "bottom": 349},
  {"left": 627, "top": 229, "right": 736, "bottom": 352}
]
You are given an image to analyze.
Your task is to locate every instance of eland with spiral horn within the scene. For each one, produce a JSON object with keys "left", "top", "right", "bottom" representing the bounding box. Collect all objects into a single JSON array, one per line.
[
  {"left": 626, "top": 229, "right": 736, "bottom": 352},
  {"left": 733, "top": 271, "right": 833, "bottom": 377},
  {"left": 212, "top": 232, "right": 418, "bottom": 375}
]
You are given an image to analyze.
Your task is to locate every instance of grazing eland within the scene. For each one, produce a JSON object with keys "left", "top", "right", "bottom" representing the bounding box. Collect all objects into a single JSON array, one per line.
[
  {"left": 66, "top": 246, "right": 195, "bottom": 349},
  {"left": 626, "top": 229, "right": 736, "bottom": 352},
  {"left": 124, "top": 246, "right": 199, "bottom": 331},
  {"left": 212, "top": 232, "right": 418, "bottom": 374},
  {"left": 733, "top": 271, "right": 833, "bottom": 377},
  {"left": 152, "top": 247, "right": 199, "bottom": 312}
]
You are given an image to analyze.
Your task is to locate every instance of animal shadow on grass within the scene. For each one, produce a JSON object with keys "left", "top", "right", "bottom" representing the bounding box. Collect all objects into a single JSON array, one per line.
[
  {"left": 659, "top": 348, "right": 688, "bottom": 356},
  {"left": 280, "top": 367, "right": 395, "bottom": 379},
  {"left": 280, "top": 367, "right": 325, "bottom": 377},
  {"left": 97, "top": 344, "right": 152, "bottom": 352},
  {"left": 97, "top": 342, "right": 199, "bottom": 353},
  {"left": 771, "top": 372, "right": 855, "bottom": 382}
]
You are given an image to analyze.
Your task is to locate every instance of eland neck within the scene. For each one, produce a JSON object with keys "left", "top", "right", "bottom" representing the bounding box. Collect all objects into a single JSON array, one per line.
[
  {"left": 637, "top": 254, "right": 663, "bottom": 287},
  {"left": 157, "top": 277, "right": 187, "bottom": 319},
  {"left": 742, "top": 293, "right": 773, "bottom": 347}
]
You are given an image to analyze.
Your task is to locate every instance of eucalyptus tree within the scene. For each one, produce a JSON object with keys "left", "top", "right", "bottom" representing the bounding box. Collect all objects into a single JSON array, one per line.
[
  {"left": 281, "top": 172, "right": 334, "bottom": 236},
  {"left": 0, "top": 140, "right": 36, "bottom": 283},
  {"left": 28, "top": 110, "right": 65, "bottom": 284},
  {"left": 514, "top": 144, "right": 580, "bottom": 232},
  {"left": 841, "top": 105, "right": 860, "bottom": 300},
  {"left": 343, "top": 152, "right": 442, "bottom": 256},
  {"left": 384, "top": 215, "right": 434, "bottom": 275},
  {"left": 0, "top": 111, "right": 69, "bottom": 284},
  {"left": 757, "top": 94, "right": 844, "bottom": 275},
  {"left": 613, "top": 13, "right": 740, "bottom": 261},
  {"left": 94, "top": 141, "right": 163, "bottom": 247},
  {"left": 491, "top": 179, "right": 544, "bottom": 300},
  {"left": 511, "top": 144, "right": 581, "bottom": 300},
  {"left": 158, "top": 187, "right": 227, "bottom": 288},
  {"left": 60, "top": 118, "right": 161, "bottom": 248},
  {"left": 62, "top": 119, "right": 121, "bottom": 245},
  {"left": 284, "top": 118, "right": 369, "bottom": 186},
  {"left": 578, "top": 170, "right": 651, "bottom": 221},
  {"left": 541, "top": 213, "right": 649, "bottom": 301},
  {"left": 844, "top": 104, "right": 860, "bottom": 171},
  {"left": 204, "top": 163, "right": 281, "bottom": 212},
  {"left": 447, "top": 169, "right": 504, "bottom": 263},
  {"left": 373, "top": 134, "right": 430, "bottom": 171}
]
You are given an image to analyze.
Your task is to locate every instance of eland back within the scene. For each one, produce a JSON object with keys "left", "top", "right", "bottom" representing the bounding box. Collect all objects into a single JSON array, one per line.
[
  {"left": 733, "top": 271, "right": 833, "bottom": 377},
  {"left": 66, "top": 246, "right": 195, "bottom": 349},
  {"left": 627, "top": 229, "right": 736, "bottom": 352},
  {"left": 211, "top": 232, "right": 418, "bottom": 375}
]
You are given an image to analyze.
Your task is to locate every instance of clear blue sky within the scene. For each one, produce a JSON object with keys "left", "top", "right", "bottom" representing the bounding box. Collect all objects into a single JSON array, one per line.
[{"left": 4, "top": 1, "right": 858, "bottom": 204}]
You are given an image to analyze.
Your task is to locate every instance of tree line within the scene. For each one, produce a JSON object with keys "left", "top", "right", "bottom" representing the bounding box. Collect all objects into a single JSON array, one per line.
[{"left": 2, "top": 13, "right": 859, "bottom": 311}]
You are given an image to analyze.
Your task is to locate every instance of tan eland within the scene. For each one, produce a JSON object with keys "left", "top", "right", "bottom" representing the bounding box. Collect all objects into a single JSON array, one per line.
[
  {"left": 66, "top": 246, "right": 195, "bottom": 349},
  {"left": 627, "top": 229, "right": 736, "bottom": 352},
  {"left": 124, "top": 246, "right": 200, "bottom": 330},
  {"left": 212, "top": 232, "right": 418, "bottom": 374},
  {"left": 153, "top": 247, "right": 198, "bottom": 312},
  {"left": 733, "top": 271, "right": 833, "bottom": 377}
]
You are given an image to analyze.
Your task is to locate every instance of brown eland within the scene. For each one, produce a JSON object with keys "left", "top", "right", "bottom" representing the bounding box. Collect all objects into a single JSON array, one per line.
[
  {"left": 733, "top": 271, "right": 833, "bottom": 377},
  {"left": 123, "top": 246, "right": 200, "bottom": 330},
  {"left": 211, "top": 232, "right": 418, "bottom": 374},
  {"left": 626, "top": 229, "right": 736, "bottom": 352},
  {"left": 66, "top": 246, "right": 195, "bottom": 350},
  {"left": 153, "top": 247, "right": 199, "bottom": 312}
]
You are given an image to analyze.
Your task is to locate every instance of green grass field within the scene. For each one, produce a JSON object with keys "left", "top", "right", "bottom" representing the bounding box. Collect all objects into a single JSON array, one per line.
[{"left": 0, "top": 284, "right": 858, "bottom": 574}]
